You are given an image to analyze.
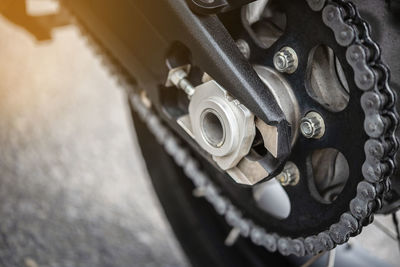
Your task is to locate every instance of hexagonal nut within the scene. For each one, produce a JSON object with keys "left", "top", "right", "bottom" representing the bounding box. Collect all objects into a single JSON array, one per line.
[
  {"left": 213, "top": 92, "right": 256, "bottom": 170},
  {"left": 165, "top": 65, "right": 191, "bottom": 87},
  {"left": 300, "top": 111, "right": 325, "bottom": 139},
  {"left": 188, "top": 80, "right": 256, "bottom": 171},
  {"left": 276, "top": 161, "right": 300, "bottom": 186}
]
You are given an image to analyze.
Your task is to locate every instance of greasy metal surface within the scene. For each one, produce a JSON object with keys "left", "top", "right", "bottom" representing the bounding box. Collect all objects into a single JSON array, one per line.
[{"left": 0, "top": 16, "right": 188, "bottom": 267}]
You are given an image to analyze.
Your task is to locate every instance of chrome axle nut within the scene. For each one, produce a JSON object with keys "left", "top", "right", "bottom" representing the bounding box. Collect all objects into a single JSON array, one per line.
[
  {"left": 273, "top": 47, "right": 298, "bottom": 74},
  {"left": 276, "top": 162, "right": 300, "bottom": 186},
  {"left": 300, "top": 111, "right": 325, "bottom": 139},
  {"left": 188, "top": 80, "right": 256, "bottom": 172}
]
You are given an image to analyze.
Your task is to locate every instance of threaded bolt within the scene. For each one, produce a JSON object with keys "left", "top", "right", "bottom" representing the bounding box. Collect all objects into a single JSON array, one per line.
[
  {"left": 300, "top": 111, "right": 325, "bottom": 139},
  {"left": 169, "top": 68, "right": 195, "bottom": 97},
  {"left": 276, "top": 161, "right": 300, "bottom": 186},
  {"left": 273, "top": 47, "right": 298, "bottom": 74}
]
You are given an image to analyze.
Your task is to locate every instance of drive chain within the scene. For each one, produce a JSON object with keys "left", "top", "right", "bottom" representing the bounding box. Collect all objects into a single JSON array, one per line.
[{"left": 62, "top": 0, "right": 399, "bottom": 256}]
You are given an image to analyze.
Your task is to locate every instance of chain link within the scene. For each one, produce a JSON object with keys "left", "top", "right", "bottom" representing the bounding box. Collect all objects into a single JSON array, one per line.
[{"left": 62, "top": 0, "right": 399, "bottom": 256}]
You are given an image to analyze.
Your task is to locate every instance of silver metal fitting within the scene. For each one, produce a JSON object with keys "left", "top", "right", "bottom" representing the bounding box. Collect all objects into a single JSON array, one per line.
[
  {"left": 273, "top": 47, "right": 298, "bottom": 74},
  {"left": 300, "top": 111, "right": 325, "bottom": 139},
  {"left": 176, "top": 65, "right": 302, "bottom": 186},
  {"left": 178, "top": 80, "right": 255, "bottom": 173},
  {"left": 254, "top": 65, "right": 300, "bottom": 158},
  {"left": 276, "top": 161, "right": 300, "bottom": 186},
  {"left": 224, "top": 65, "right": 301, "bottom": 186},
  {"left": 165, "top": 65, "right": 195, "bottom": 97},
  {"left": 236, "top": 39, "right": 251, "bottom": 59}
]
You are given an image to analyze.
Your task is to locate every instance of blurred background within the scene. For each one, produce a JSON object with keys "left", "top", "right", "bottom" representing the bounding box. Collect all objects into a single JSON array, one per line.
[
  {"left": 0, "top": 1, "right": 398, "bottom": 267},
  {"left": 0, "top": 2, "right": 189, "bottom": 266}
]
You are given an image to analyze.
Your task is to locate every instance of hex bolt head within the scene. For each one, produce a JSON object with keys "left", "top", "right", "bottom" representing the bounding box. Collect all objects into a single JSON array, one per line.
[
  {"left": 300, "top": 111, "right": 325, "bottom": 139},
  {"left": 167, "top": 67, "right": 195, "bottom": 97},
  {"left": 276, "top": 161, "right": 300, "bottom": 186},
  {"left": 273, "top": 47, "right": 298, "bottom": 74}
]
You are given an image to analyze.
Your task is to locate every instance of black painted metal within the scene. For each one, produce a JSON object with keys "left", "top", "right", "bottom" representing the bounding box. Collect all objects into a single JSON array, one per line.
[
  {"left": 131, "top": 96, "right": 391, "bottom": 266},
  {"left": 59, "top": 0, "right": 400, "bottom": 233},
  {"left": 213, "top": 0, "right": 368, "bottom": 237},
  {"left": 4, "top": 0, "right": 399, "bottom": 211},
  {"left": 131, "top": 99, "right": 293, "bottom": 267},
  {"left": 2, "top": 0, "right": 398, "bottom": 261},
  {"left": 188, "top": 0, "right": 255, "bottom": 14},
  {"left": 62, "top": 0, "right": 292, "bottom": 176}
]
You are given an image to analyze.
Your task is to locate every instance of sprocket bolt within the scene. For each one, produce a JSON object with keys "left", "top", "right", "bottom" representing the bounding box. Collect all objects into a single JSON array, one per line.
[
  {"left": 300, "top": 111, "right": 325, "bottom": 139},
  {"left": 273, "top": 47, "right": 298, "bottom": 74},
  {"left": 276, "top": 161, "right": 300, "bottom": 186}
]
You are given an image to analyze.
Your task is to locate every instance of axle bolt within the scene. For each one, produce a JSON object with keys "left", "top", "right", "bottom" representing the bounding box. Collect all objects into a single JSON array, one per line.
[
  {"left": 276, "top": 162, "right": 300, "bottom": 186},
  {"left": 300, "top": 111, "right": 325, "bottom": 139},
  {"left": 166, "top": 66, "right": 195, "bottom": 98},
  {"left": 273, "top": 47, "right": 298, "bottom": 74}
]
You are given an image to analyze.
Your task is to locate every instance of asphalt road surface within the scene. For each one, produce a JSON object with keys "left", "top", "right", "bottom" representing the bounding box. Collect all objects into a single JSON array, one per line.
[
  {"left": 0, "top": 6, "right": 399, "bottom": 267},
  {"left": 0, "top": 14, "right": 189, "bottom": 267}
]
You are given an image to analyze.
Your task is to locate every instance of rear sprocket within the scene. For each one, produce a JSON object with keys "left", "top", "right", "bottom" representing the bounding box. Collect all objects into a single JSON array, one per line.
[{"left": 62, "top": 0, "right": 399, "bottom": 256}]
